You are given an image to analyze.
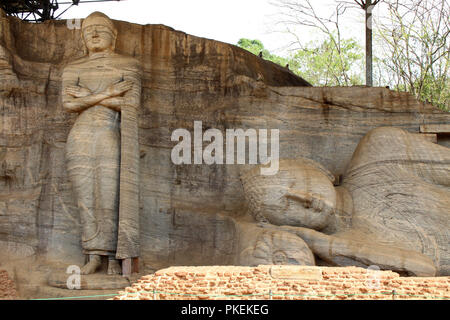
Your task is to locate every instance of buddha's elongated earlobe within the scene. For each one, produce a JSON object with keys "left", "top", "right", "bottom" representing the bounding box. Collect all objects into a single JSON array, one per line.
[{"left": 111, "top": 31, "right": 117, "bottom": 51}]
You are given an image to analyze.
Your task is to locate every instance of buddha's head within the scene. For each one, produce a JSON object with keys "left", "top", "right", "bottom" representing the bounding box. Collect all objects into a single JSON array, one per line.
[
  {"left": 81, "top": 12, "right": 117, "bottom": 54},
  {"left": 240, "top": 158, "right": 336, "bottom": 231}
]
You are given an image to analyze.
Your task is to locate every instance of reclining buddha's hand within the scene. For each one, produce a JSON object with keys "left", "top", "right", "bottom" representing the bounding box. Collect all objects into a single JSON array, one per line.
[
  {"left": 277, "top": 225, "right": 437, "bottom": 277},
  {"left": 285, "top": 190, "right": 334, "bottom": 215}
]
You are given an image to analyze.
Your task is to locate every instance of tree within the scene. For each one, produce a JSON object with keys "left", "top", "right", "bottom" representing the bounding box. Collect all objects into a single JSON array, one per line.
[
  {"left": 237, "top": 38, "right": 293, "bottom": 68},
  {"left": 237, "top": 37, "right": 364, "bottom": 86},
  {"left": 352, "top": 1, "right": 382, "bottom": 86},
  {"left": 292, "top": 37, "right": 364, "bottom": 86},
  {"left": 237, "top": 39, "right": 269, "bottom": 57},
  {"left": 270, "top": 0, "right": 361, "bottom": 86},
  {"left": 269, "top": 0, "right": 449, "bottom": 111},
  {"left": 377, "top": 0, "right": 449, "bottom": 110},
  {"left": 338, "top": 1, "right": 383, "bottom": 86}
]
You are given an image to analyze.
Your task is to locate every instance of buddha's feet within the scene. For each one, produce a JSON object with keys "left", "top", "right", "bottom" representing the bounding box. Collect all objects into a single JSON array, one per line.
[
  {"left": 107, "top": 258, "right": 122, "bottom": 275},
  {"left": 80, "top": 255, "right": 102, "bottom": 275}
]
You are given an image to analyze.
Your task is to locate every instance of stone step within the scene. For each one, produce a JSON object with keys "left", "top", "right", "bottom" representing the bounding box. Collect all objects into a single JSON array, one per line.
[{"left": 419, "top": 124, "right": 450, "bottom": 134}]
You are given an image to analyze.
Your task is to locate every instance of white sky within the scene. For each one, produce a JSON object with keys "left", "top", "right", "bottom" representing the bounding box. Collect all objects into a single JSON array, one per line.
[{"left": 62, "top": 0, "right": 376, "bottom": 54}]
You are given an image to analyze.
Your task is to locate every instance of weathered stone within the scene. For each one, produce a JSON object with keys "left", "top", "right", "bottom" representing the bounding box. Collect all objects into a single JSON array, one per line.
[
  {"left": 240, "top": 128, "right": 449, "bottom": 276},
  {"left": 342, "top": 127, "right": 450, "bottom": 276},
  {"left": 0, "top": 10, "right": 449, "bottom": 300},
  {"left": 237, "top": 224, "right": 315, "bottom": 267},
  {"left": 62, "top": 12, "right": 141, "bottom": 276},
  {"left": 0, "top": 240, "right": 35, "bottom": 260},
  {"left": 414, "top": 133, "right": 437, "bottom": 143},
  {"left": 420, "top": 124, "right": 450, "bottom": 133},
  {"left": 240, "top": 159, "right": 336, "bottom": 230},
  {"left": 47, "top": 272, "right": 131, "bottom": 290}
]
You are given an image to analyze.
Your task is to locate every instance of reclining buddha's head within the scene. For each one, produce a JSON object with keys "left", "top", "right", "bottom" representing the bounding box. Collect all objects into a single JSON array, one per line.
[{"left": 240, "top": 158, "right": 336, "bottom": 230}]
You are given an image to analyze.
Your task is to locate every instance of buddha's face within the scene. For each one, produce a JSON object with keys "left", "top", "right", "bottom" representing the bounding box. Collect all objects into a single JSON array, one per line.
[
  {"left": 241, "top": 160, "right": 336, "bottom": 231},
  {"left": 82, "top": 24, "right": 115, "bottom": 53}
]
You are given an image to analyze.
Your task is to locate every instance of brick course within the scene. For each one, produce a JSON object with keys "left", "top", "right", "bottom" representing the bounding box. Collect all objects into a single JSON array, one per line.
[
  {"left": 114, "top": 266, "right": 449, "bottom": 300},
  {"left": 0, "top": 270, "right": 17, "bottom": 300}
]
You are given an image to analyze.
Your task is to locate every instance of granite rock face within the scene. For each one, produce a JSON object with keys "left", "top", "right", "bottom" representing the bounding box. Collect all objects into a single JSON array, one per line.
[{"left": 0, "top": 10, "right": 449, "bottom": 277}]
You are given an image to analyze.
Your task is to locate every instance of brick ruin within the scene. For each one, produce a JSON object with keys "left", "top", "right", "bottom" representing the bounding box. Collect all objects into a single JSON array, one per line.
[
  {"left": 114, "top": 266, "right": 450, "bottom": 300},
  {"left": 0, "top": 270, "right": 17, "bottom": 300}
]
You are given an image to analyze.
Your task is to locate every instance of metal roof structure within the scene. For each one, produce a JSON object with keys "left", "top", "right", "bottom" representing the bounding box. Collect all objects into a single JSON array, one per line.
[{"left": 0, "top": 0, "right": 122, "bottom": 22}]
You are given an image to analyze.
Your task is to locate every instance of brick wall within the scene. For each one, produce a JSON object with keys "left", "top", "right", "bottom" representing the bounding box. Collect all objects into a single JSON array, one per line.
[
  {"left": 0, "top": 270, "right": 17, "bottom": 300},
  {"left": 114, "top": 265, "right": 449, "bottom": 300}
]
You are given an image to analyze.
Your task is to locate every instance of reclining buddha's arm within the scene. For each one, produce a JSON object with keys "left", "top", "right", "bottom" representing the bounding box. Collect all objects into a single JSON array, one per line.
[{"left": 276, "top": 225, "right": 437, "bottom": 277}]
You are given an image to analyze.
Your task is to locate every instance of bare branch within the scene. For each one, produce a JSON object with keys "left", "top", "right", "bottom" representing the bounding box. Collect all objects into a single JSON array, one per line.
[
  {"left": 376, "top": 0, "right": 449, "bottom": 108},
  {"left": 353, "top": 0, "right": 366, "bottom": 9}
]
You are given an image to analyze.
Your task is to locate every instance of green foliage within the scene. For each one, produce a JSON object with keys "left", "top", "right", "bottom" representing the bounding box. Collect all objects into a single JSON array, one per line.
[
  {"left": 238, "top": 34, "right": 448, "bottom": 111},
  {"left": 292, "top": 37, "right": 364, "bottom": 86},
  {"left": 240, "top": 0, "right": 449, "bottom": 112},
  {"left": 237, "top": 38, "right": 291, "bottom": 67},
  {"left": 236, "top": 39, "right": 267, "bottom": 56},
  {"left": 416, "top": 75, "right": 449, "bottom": 112},
  {"left": 237, "top": 37, "right": 364, "bottom": 86}
]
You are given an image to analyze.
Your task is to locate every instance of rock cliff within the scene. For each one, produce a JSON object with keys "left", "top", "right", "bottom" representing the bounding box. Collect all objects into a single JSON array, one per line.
[{"left": 0, "top": 10, "right": 448, "bottom": 274}]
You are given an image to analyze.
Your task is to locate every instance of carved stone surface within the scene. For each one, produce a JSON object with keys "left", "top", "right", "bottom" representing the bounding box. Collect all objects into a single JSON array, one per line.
[
  {"left": 343, "top": 127, "right": 450, "bottom": 275},
  {"left": 0, "top": 9, "right": 449, "bottom": 298},
  {"left": 240, "top": 159, "right": 337, "bottom": 230},
  {"left": 0, "top": 44, "right": 18, "bottom": 96},
  {"left": 240, "top": 128, "right": 449, "bottom": 276},
  {"left": 47, "top": 272, "right": 132, "bottom": 290},
  {"left": 62, "top": 12, "right": 141, "bottom": 275},
  {"left": 237, "top": 225, "right": 315, "bottom": 267}
]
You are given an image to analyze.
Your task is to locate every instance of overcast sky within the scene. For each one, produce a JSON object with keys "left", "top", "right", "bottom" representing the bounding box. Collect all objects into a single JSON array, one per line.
[{"left": 62, "top": 0, "right": 375, "bottom": 54}]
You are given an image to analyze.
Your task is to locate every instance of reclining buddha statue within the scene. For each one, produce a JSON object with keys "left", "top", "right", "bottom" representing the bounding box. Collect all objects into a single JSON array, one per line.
[{"left": 239, "top": 127, "right": 449, "bottom": 276}]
